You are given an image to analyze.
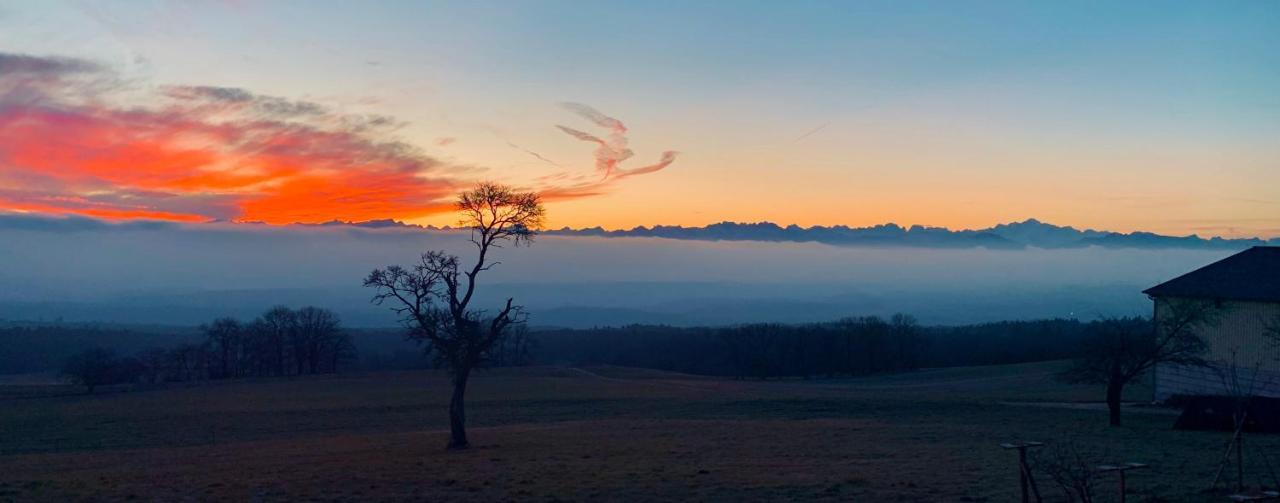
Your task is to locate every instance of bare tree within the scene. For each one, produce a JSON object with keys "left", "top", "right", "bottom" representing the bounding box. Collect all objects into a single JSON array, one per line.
[
  {"left": 294, "top": 306, "right": 347, "bottom": 373},
  {"left": 203, "top": 317, "right": 242, "bottom": 379},
  {"left": 364, "top": 182, "right": 544, "bottom": 449},
  {"left": 1063, "top": 299, "right": 1219, "bottom": 426},
  {"left": 259, "top": 306, "right": 297, "bottom": 377},
  {"left": 1035, "top": 440, "right": 1107, "bottom": 503}
]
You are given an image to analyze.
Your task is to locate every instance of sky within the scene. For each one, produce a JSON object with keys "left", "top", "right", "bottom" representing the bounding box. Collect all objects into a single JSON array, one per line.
[{"left": 1, "top": 1, "right": 1277, "bottom": 237}]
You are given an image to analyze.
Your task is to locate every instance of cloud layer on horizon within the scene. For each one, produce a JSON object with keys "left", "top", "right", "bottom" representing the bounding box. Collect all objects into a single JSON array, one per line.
[{"left": 0, "top": 52, "right": 676, "bottom": 223}]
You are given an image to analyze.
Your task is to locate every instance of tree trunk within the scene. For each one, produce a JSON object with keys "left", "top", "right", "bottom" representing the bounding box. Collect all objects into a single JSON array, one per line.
[
  {"left": 1106, "top": 377, "right": 1124, "bottom": 427},
  {"left": 447, "top": 368, "right": 471, "bottom": 449}
]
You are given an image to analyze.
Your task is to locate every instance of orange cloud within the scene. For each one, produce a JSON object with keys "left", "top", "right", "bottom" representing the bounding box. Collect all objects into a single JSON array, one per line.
[{"left": 0, "top": 54, "right": 458, "bottom": 224}]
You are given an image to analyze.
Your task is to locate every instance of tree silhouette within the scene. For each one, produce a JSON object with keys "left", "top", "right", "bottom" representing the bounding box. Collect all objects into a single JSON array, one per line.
[
  {"left": 1063, "top": 299, "right": 1218, "bottom": 426},
  {"left": 203, "top": 317, "right": 242, "bottom": 379},
  {"left": 364, "top": 182, "right": 545, "bottom": 449}
]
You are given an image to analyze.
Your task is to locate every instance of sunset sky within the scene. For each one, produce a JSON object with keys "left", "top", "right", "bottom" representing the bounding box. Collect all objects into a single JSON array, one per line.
[{"left": 1, "top": 1, "right": 1277, "bottom": 237}]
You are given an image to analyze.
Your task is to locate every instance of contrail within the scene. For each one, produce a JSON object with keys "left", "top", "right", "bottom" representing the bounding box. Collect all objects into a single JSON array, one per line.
[
  {"left": 794, "top": 122, "right": 829, "bottom": 143},
  {"left": 505, "top": 141, "right": 564, "bottom": 168}
]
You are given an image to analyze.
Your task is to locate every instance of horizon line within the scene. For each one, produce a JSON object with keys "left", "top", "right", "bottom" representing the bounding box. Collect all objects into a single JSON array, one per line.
[{"left": 3, "top": 212, "right": 1276, "bottom": 243}]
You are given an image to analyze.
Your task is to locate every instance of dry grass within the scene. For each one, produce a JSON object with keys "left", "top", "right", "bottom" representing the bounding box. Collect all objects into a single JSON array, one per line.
[{"left": 1, "top": 362, "right": 1275, "bottom": 501}]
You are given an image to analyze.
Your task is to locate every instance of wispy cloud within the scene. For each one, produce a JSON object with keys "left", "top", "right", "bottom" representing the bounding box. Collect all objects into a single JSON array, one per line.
[
  {"left": 504, "top": 140, "right": 564, "bottom": 168},
  {"left": 543, "top": 102, "right": 677, "bottom": 200},
  {"left": 793, "top": 122, "right": 829, "bottom": 143}
]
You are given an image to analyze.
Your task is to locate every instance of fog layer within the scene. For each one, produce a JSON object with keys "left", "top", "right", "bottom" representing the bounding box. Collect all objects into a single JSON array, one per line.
[{"left": 0, "top": 220, "right": 1233, "bottom": 327}]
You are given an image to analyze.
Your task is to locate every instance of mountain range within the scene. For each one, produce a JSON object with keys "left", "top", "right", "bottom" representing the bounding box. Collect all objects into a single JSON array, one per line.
[
  {"left": 330, "top": 218, "right": 1276, "bottom": 250},
  {"left": 4, "top": 213, "right": 1271, "bottom": 250}
]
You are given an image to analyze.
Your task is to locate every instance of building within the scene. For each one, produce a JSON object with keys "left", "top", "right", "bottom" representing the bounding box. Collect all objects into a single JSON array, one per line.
[{"left": 1145, "top": 246, "right": 1280, "bottom": 401}]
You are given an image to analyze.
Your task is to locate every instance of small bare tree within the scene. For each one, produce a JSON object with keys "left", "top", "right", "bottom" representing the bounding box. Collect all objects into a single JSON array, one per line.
[
  {"left": 364, "top": 182, "right": 544, "bottom": 449},
  {"left": 1063, "top": 299, "right": 1219, "bottom": 427},
  {"left": 1035, "top": 440, "right": 1107, "bottom": 503}
]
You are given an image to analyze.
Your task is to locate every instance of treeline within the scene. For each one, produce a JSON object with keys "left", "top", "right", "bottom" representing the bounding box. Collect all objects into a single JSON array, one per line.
[
  {"left": 0, "top": 323, "right": 200, "bottom": 375},
  {"left": 58, "top": 306, "right": 358, "bottom": 392},
  {"left": 532, "top": 317, "right": 1093, "bottom": 378},
  {"left": 6, "top": 314, "right": 1101, "bottom": 385}
]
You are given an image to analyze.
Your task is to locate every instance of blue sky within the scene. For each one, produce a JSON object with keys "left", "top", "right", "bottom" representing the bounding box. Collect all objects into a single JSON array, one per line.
[{"left": 1, "top": 0, "right": 1277, "bottom": 235}]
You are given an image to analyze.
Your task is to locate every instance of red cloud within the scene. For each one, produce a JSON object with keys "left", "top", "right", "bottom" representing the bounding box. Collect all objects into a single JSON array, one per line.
[{"left": 0, "top": 55, "right": 457, "bottom": 224}]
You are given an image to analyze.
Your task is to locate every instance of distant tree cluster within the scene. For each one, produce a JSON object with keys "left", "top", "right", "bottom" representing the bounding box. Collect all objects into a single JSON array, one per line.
[
  {"left": 719, "top": 315, "right": 922, "bottom": 379},
  {"left": 530, "top": 315, "right": 922, "bottom": 380},
  {"left": 532, "top": 317, "right": 1095, "bottom": 379},
  {"left": 201, "top": 306, "right": 355, "bottom": 379},
  {"left": 58, "top": 306, "right": 354, "bottom": 393}
]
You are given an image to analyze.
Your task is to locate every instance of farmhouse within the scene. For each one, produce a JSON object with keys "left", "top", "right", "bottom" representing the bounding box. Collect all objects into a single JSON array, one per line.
[{"left": 1145, "top": 246, "right": 1280, "bottom": 401}]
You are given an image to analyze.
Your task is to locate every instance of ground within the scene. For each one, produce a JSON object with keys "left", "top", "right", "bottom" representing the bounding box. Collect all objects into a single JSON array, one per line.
[{"left": 1, "top": 362, "right": 1275, "bottom": 501}]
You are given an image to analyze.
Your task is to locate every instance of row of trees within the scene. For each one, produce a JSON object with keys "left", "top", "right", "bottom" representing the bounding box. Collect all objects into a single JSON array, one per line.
[
  {"left": 531, "top": 318, "right": 1094, "bottom": 380},
  {"left": 62, "top": 343, "right": 222, "bottom": 392},
  {"left": 719, "top": 315, "right": 921, "bottom": 378},
  {"left": 62, "top": 306, "right": 354, "bottom": 392}
]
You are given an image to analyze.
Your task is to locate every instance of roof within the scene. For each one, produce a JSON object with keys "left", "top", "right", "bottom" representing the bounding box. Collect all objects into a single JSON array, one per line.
[{"left": 1144, "top": 246, "right": 1280, "bottom": 302}]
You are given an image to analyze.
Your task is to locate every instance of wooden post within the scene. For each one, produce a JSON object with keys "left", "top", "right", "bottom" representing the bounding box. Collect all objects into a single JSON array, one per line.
[
  {"left": 1001, "top": 442, "right": 1044, "bottom": 503},
  {"left": 1098, "top": 463, "right": 1148, "bottom": 503}
]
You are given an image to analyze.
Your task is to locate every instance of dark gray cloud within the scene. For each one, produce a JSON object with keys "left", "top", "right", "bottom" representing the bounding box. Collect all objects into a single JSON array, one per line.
[
  {"left": 0, "top": 53, "right": 101, "bottom": 75},
  {"left": 0, "top": 213, "right": 177, "bottom": 232}
]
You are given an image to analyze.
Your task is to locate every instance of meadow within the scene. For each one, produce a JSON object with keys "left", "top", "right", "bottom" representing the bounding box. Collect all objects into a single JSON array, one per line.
[{"left": 0, "top": 362, "right": 1272, "bottom": 501}]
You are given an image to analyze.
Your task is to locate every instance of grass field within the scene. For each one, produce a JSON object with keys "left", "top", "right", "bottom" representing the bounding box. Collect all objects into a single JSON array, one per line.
[{"left": 1, "top": 361, "right": 1275, "bottom": 501}]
